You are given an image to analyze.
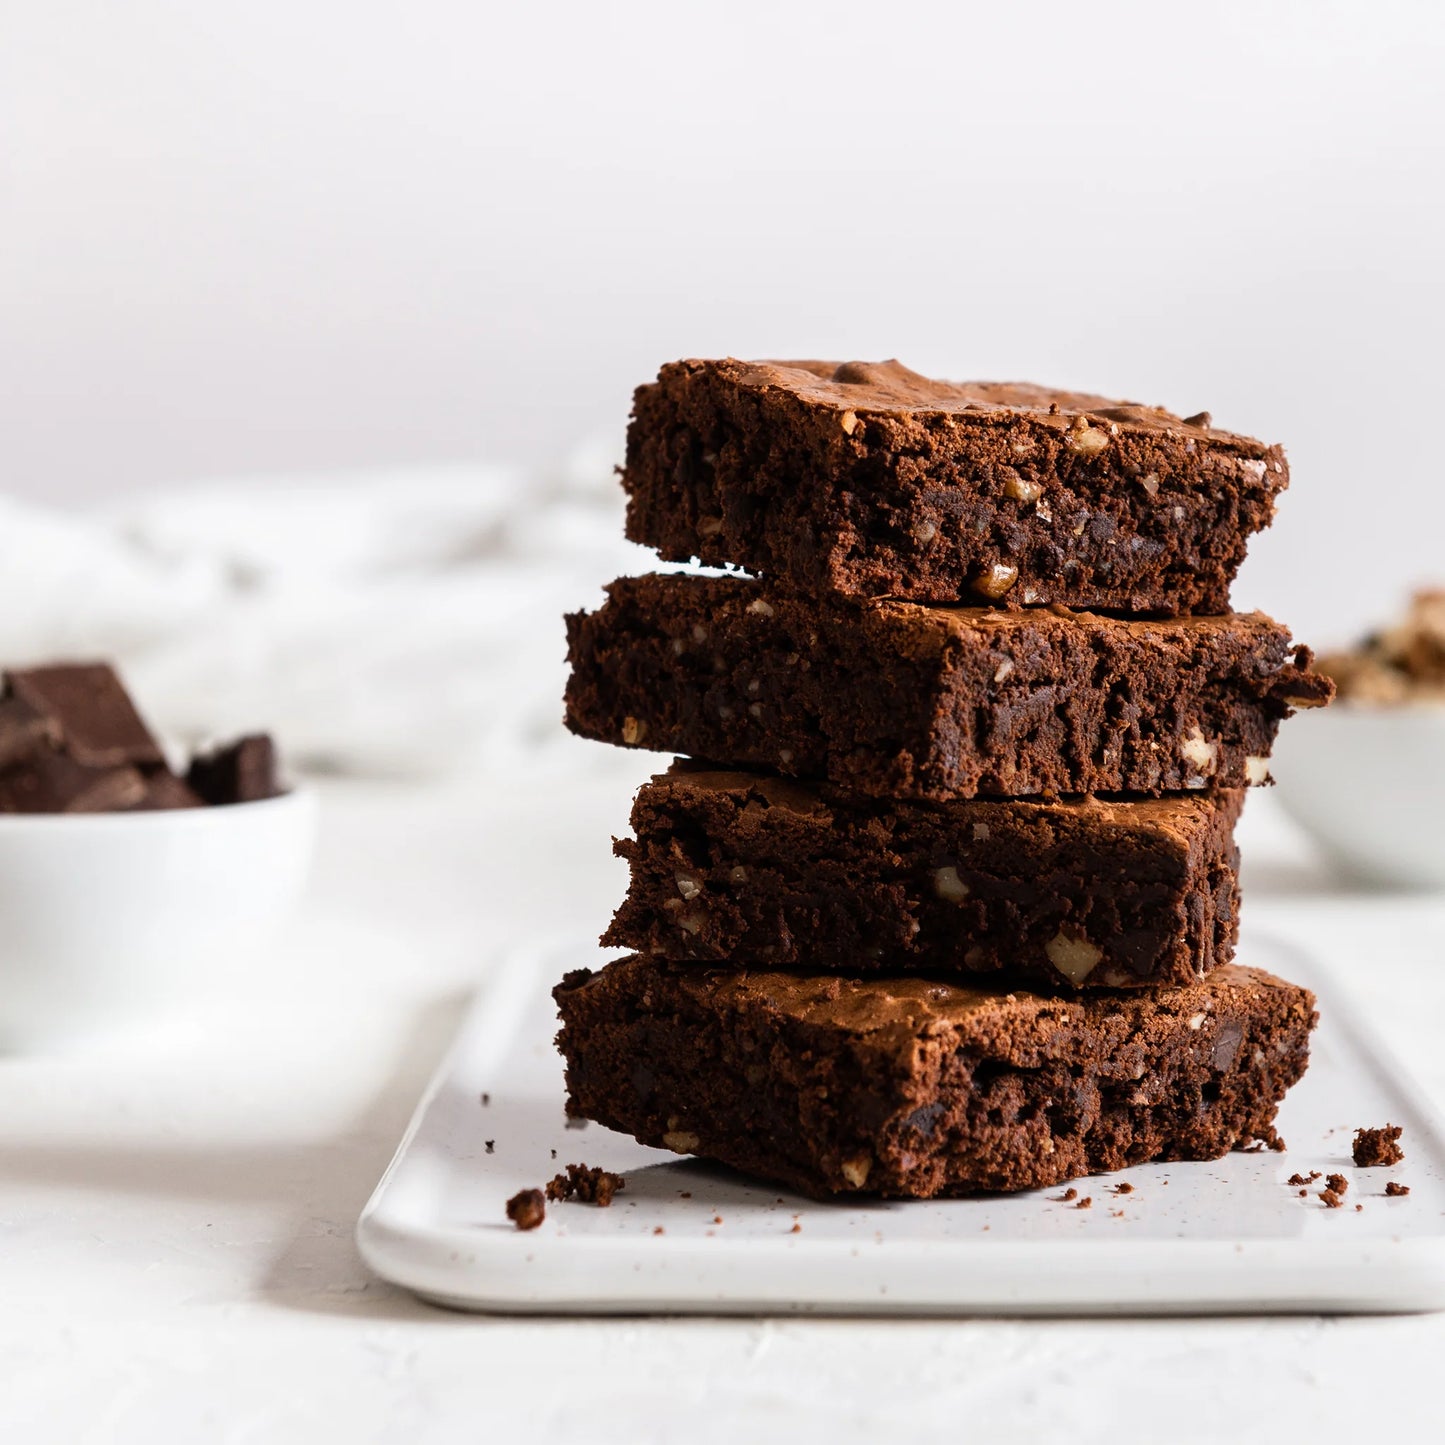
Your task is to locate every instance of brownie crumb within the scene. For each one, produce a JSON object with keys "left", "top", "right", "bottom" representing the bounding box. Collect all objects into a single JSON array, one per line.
[
  {"left": 1355, "top": 1204, "right": 1363, "bottom": 1212},
  {"left": 1298, "top": 1188, "right": 1307, "bottom": 1197},
  {"left": 652, "top": 1226, "right": 665, "bottom": 1235},
  {"left": 1060, "top": 1187, "right": 1078, "bottom": 1202},
  {"left": 1325, "top": 1172, "right": 1348, "bottom": 1195},
  {"left": 713, "top": 1215, "right": 723, "bottom": 1225},
  {"left": 790, "top": 1221, "right": 802, "bottom": 1234},
  {"left": 1386, "top": 1181, "right": 1411, "bottom": 1197},
  {"left": 1320, "top": 1188, "right": 1345, "bottom": 1209},
  {"left": 1113, "top": 1182, "right": 1134, "bottom": 1195},
  {"left": 1352, "top": 1125, "right": 1405, "bottom": 1168},
  {"left": 546, "top": 1163, "right": 626, "bottom": 1206},
  {"left": 1287, "top": 1173, "right": 1309, "bottom": 1186},
  {"left": 550, "top": 1149, "right": 557, "bottom": 1159},
  {"left": 680, "top": 1191, "right": 692, "bottom": 1199},
  {"left": 1076, "top": 1196, "right": 1093, "bottom": 1210},
  {"left": 480, "top": 1092, "right": 490, "bottom": 1107},
  {"left": 506, "top": 1188, "right": 545, "bottom": 1231},
  {"left": 484, "top": 1140, "right": 495, "bottom": 1154}
]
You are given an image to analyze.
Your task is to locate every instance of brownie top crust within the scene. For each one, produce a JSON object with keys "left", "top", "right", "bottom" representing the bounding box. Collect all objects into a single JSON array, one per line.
[
  {"left": 556, "top": 960, "right": 1310, "bottom": 1065},
  {"left": 623, "top": 360, "right": 1287, "bottom": 612},
  {"left": 662, "top": 761, "right": 1239, "bottom": 845},
  {"left": 695, "top": 359, "right": 1238, "bottom": 443}
]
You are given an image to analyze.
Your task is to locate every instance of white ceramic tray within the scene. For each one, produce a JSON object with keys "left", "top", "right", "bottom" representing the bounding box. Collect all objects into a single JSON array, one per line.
[{"left": 357, "top": 932, "right": 1445, "bottom": 1315}]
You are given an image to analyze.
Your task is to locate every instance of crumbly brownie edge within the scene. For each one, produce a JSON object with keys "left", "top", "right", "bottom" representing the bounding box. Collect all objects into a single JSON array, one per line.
[
  {"left": 563, "top": 575, "right": 1331, "bottom": 802},
  {"left": 555, "top": 957, "right": 1316, "bottom": 1200},
  {"left": 622, "top": 360, "right": 1289, "bottom": 612},
  {"left": 604, "top": 769, "right": 1243, "bottom": 989}
]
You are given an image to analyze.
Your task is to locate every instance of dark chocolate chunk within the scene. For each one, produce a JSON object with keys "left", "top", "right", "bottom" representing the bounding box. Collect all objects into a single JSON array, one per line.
[
  {"left": 7, "top": 663, "right": 165, "bottom": 768},
  {"left": 0, "top": 750, "right": 146, "bottom": 814},
  {"left": 186, "top": 734, "right": 282, "bottom": 805},
  {"left": 0, "top": 694, "right": 60, "bottom": 769},
  {"left": 126, "top": 769, "right": 207, "bottom": 811}
]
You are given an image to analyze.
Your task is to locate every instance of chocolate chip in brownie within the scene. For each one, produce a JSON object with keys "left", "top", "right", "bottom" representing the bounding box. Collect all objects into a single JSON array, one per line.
[{"left": 1352, "top": 1125, "right": 1404, "bottom": 1167}]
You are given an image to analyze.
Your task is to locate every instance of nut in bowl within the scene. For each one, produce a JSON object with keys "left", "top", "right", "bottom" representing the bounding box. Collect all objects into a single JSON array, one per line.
[
  {"left": 1271, "top": 590, "right": 1445, "bottom": 890},
  {"left": 0, "top": 662, "right": 317, "bottom": 1048}
]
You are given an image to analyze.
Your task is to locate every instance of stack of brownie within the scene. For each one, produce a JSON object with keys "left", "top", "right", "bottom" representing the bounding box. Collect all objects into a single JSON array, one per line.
[{"left": 556, "top": 360, "right": 1329, "bottom": 1199}]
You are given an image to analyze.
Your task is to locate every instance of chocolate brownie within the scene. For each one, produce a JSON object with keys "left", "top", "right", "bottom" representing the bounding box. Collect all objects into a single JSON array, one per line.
[
  {"left": 564, "top": 575, "right": 1330, "bottom": 801},
  {"left": 622, "top": 359, "right": 1287, "bottom": 612},
  {"left": 555, "top": 955, "right": 1316, "bottom": 1199},
  {"left": 605, "top": 764, "right": 1243, "bottom": 989}
]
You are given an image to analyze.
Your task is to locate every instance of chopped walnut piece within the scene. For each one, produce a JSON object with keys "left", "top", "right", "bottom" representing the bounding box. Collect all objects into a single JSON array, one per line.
[
  {"left": 1003, "top": 474, "right": 1043, "bottom": 504},
  {"left": 971, "top": 562, "right": 1019, "bottom": 600},
  {"left": 1063, "top": 418, "right": 1110, "bottom": 457}
]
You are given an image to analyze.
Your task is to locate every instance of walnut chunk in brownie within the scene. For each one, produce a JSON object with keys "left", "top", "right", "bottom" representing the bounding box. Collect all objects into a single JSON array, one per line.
[
  {"left": 546, "top": 1163, "right": 626, "bottom": 1206},
  {"left": 1352, "top": 1124, "right": 1404, "bottom": 1167},
  {"left": 506, "top": 1188, "right": 545, "bottom": 1230}
]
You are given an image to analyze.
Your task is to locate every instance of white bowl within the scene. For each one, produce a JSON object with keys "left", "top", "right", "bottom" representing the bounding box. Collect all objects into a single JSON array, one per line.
[
  {"left": 1270, "top": 704, "right": 1445, "bottom": 889},
  {"left": 0, "top": 788, "right": 317, "bottom": 1049}
]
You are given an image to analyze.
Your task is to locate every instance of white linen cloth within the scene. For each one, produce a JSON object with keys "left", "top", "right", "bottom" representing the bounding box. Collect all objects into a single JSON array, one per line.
[{"left": 0, "top": 444, "right": 650, "bottom": 777}]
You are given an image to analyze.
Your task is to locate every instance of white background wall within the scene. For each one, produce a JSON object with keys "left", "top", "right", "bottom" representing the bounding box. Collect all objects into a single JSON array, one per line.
[{"left": 2, "top": 1, "right": 1442, "bottom": 641}]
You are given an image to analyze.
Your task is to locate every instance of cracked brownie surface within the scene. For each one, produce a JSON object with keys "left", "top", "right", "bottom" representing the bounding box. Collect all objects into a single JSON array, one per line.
[{"left": 622, "top": 359, "right": 1287, "bottom": 613}]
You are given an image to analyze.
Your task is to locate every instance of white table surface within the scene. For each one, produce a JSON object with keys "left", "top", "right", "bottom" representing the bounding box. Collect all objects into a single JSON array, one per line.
[{"left": 4, "top": 747, "right": 1444, "bottom": 1444}]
